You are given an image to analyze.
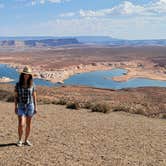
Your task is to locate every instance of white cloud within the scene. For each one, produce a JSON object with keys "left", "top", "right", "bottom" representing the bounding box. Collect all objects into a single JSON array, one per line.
[
  {"left": 48, "top": 0, "right": 70, "bottom": 3},
  {"left": 1, "top": 14, "right": 166, "bottom": 39},
  {"left": 79, "top": 9, "right": 109, "bottom": 17},
  {"left": 60, "top": 0, "right": 166, "bottom": 18},
  {"left": 119, "top": 1, "right": 145, "bottom": 15},
  {"left": 157, "top": 0, "right": 166, "bottom": 4},
  {"left": 51, "top": 1, "right": 166, "bottom": 39},
  {"left": 11, "top": 14, "right": 163, "bottom": 39},
  {"left": 150, "top": 0, "right": 166, "bottom": 14},
  {"left": 1, "top": 0, "right": 165, "bottom": 39},
  {"left": 32, "top": 0, "right": 70, "bottom": 5},
  {"left": 39, "top": 0, "right": 45, "bottom": 4},
  {"left": 32, "top": 0, "right": 165, "bottom": 39},
  {"left": 61, "top": 1, "right": 145, "bottom": 18},
  {"left": 31, "top": 1, "right": 36, "bottom": 5},
  {"left": 60, "top": 12, "right": 75, "bottom": 17}
]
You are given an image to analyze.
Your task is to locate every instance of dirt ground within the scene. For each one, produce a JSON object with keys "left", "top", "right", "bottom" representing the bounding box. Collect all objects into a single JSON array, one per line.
[{"left": 0, "top": 101, "right": 165, "bottom": 166}]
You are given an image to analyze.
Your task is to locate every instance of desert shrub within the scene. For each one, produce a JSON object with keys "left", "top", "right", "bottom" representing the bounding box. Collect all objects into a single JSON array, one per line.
[
  {"left": 134, "top": 104, "right": 149, "bottom": 115},
  {"left": 133, "top": 108, "right": 146, "bottom": 115},
  {"left": 159, "top": 113, "right": 166, "bottom": 119},
  {"left": 52, "top": 100, "right": 58, "bottom": 104},
  {"left": 162, "top": 114, "right": 166, "bottom": 119},
  {"left": 0, "top": 90, "right": 13, "bottom": 101},
  {"left": 112, "top": 105, "right": 147, "bottom": 116},
  {"left": 112, "top": 105, "right": 130, "bottom": 112},
  {"left": 83, "top": 102, "right": 93, "bottom": 109},
  {"left": 37, "top": 98, "right": 44, "bottom": 105},
  {"left": 42, "top": 98, "right": 52, "bottom": 104},
  {"left": 56, "top": 98, "right": 67, "bottom": 105},
  {"left": 0, "top": 89, "right": 14, "bottom": 102},
  {"left": 6, "top": 95, "right": 14, "bottom": 102},
  {"left": 66, "top": 102, "right": 80, "bottom": 110},
  {"left": 91, "top": 103, "right": 110, "bottom": 113}
]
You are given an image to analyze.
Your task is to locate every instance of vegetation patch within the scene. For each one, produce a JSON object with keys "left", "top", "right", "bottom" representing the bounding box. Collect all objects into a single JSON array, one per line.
[
  {"left": 56, "top": 98, "right": 67, "bottom": 105},
  {"left": 66, "top": 102, "right": 80, "bottom": 110},
  {"left": 159, "top": 113, "right": 166, "bottom": 119},
  {"left": 41, "top": 98, "right": 52, "bottom": 104},
  {"left": 83, "top": 102, "right": 93, "bottom": 109},
  {"left": 51, "top": 100, "right": 59, "bottom": 105},
  {"left": 112, "top": 105, "right": 130, "bottom": 112},
  {"left": 0, "top": 90, "right": 13, "bottom": 102},
  {"left": 6, "top": 95, "right": 14, "bottom": 102},
  {"left": 91, "top": 103, "right": 110, "bottom": 113}
]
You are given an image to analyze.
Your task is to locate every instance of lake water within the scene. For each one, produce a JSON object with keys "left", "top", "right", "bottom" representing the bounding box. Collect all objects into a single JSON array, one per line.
[
  {"left": 0, "top": 64, "right": 166, "bottom": 89},
  {"left": 0, "top": 64, "right": 55, "bottom": 86},
  {"left": 64, "top": 69, "right": 166, "bottom": 89}
]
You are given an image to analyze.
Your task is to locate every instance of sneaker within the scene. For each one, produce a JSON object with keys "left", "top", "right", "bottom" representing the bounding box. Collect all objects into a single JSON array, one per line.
[
  {"left": 24, "top": 140, "right": 33, "bottom": 146},
  {"left": 17, "top": 140, "right": 23, "bottom": 147}
]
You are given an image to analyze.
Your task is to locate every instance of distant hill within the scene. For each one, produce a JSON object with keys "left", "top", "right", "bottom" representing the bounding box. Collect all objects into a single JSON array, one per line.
[
  {"left": 0, "top": 38, "right": 80, "bottom": 48},
  {"left": 76, "top": 36, "right": 117, "bottom": 44},
  {"left": 0, "top": 36, "right": 166, "bottom": 47},
  {"left": 76, "top": 36, "right": 166, "bottom": 46},
  {"left": 0, "top": 36, "right": 58, "bottom": 41},
  {"left": 106, "top": 39, "right": 166, "bottom": 46}
]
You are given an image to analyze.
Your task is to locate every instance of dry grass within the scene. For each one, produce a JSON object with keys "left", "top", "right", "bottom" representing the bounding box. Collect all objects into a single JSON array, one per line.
[
  {"left": 91, "top": 103, "right": 110, "bottom": 113},
  {"left": 66, "top": 102, "right": 80, "bottom": 110},
  {"left": 112, "top": 105, "right": 130, "bottom": 112},
  {"left": 56, "top": 98, "right": 67, "bottom": 105},
  {"left": 159, "top": 113, "right": 166, "bottom": 119}
]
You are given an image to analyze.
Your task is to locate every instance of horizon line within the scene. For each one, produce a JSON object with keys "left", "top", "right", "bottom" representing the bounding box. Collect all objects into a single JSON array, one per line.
[{"left": 0, "top": 36, "right": 166, "bottom": 41}]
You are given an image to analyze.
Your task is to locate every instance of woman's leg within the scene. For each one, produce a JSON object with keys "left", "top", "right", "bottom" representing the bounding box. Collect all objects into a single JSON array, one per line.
[
  {"left": 18, "top": 116, "right": 26, "bottom": 141},
  {"left": 25, "top": 116, "right": 32, "bottom": 142}
]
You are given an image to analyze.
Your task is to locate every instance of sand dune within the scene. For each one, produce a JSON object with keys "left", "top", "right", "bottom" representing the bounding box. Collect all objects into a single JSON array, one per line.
[{"left": 0, "top": 101, "right": 165, "bottom": 166}]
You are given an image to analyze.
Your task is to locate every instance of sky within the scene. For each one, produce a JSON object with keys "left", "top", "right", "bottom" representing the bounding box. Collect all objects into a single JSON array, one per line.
[{"left": 0, "top": 0, "right": 166, "bottom": 39}]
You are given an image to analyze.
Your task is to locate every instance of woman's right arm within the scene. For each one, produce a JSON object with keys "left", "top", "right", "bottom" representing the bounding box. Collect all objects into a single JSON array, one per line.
[{"left": 14, "top": 90, "right": 18, "bottom": 114}]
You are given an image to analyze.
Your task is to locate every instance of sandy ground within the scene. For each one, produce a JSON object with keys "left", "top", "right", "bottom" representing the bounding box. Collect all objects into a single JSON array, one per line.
[{"left": 0, "top": 101, "right": 165, "bottom": 166}]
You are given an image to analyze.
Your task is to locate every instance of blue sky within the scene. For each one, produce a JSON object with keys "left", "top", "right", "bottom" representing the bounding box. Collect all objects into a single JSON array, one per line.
[{"left": 0, "top": 0, "right": 166, "bottom": 39}]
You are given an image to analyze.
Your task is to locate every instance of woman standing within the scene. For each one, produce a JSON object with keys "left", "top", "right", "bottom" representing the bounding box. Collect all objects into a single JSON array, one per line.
[{"left": 14, "top": 66, "right": 37, "bottom": 147}]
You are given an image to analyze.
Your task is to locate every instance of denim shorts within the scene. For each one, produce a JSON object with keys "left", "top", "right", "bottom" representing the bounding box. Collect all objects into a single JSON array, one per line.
[{"left": 17, "top": 103, "right": 35, "bottom": 117}]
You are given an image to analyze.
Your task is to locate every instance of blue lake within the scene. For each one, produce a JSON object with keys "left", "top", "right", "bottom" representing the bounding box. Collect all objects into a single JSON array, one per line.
[
  {"left": 64, "top": 69, "right": 166, "bottom": 89},
  {"left": 0, "top": 64, "right": 55, "bottom": 86},
  {"left": 0, "top": 64, "right": 166, "bottom": 89}
]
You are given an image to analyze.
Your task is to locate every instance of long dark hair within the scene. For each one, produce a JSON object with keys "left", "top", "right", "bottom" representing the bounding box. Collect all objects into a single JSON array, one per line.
[{"left": 19, "top": 73, "right": 33, "bottom": 88}]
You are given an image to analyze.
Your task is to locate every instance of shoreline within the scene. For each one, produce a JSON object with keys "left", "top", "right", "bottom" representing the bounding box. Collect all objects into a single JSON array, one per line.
[
  {"left": 112, "top": 66, "right": 166, "bottom": 82},
  {"left": 0, "top": 76, "right": 14, "bottom": 83},
  {"left": 2, "top": 62, "right": 115, "bottom": 83},
  {"left": 1, "top": 60, "right": 166, "bottom": 84}
]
